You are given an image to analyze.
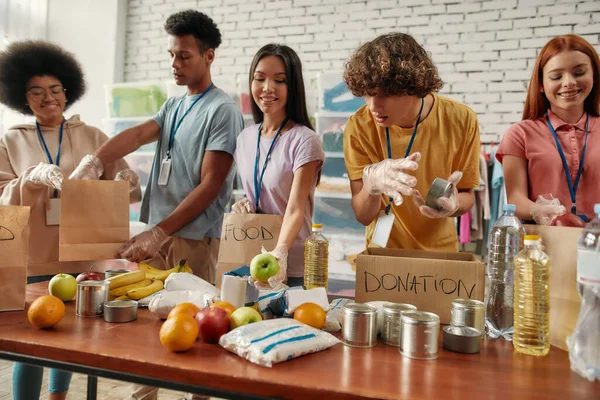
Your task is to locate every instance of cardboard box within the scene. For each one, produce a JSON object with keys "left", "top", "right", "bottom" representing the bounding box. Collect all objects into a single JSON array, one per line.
[
  {"left": 525, "top": 225, "right": 582, "bottom": 351},
  {"left": 355, "top": 248, "right": 485, "bottom": 324}
]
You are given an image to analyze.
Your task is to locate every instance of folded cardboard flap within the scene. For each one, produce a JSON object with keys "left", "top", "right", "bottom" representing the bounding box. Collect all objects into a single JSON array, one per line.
[{"left": 356, "top": 248, "right": 485, "bottom": 324}]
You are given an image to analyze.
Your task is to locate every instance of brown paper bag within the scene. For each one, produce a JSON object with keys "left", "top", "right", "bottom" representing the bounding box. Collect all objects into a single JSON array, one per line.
[
  {"left": 215, "top": 213, "right": 283, "bottom": 287},
  {"left": 525, "top": 225, "right": 582, "bottom": 351},
  {"left": 0, "top": 206, "right": 30, "bottom": 311},
  {"left": 59, "top": 180, "right": 129, "bottom": 261}
]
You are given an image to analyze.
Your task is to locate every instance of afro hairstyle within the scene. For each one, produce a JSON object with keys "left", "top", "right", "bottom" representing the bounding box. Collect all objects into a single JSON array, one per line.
[
  {"left": 0, "top": 40, "right": 86, "bottom": 115},
  {"left": 164, "top": 10, "right": 221, "bottom": 51}
]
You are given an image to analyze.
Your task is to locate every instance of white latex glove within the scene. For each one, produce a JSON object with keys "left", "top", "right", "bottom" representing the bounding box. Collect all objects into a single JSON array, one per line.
[
  {"left": 115, "top": 168, "right": 139, "bottom": 191},
  {"left": 251, "top": 244, "right": 288, "bottom": 290},
  {"left": 413, "top": 171, "right": 463, "bottom": 219},
  {"left": 118, "top": 226, "right": 168, "bottom": 263},
  {"left": 24, "top": 162, "right": 64, "bottom": 191},
  {"left": 232, "top": 197, "right": 255, "bottom": 214},
  {"left": 362, "top": 152, "right": 420, "bottom": 206},
  {"left": 531, "top": 194, "right": 566, "bottom": 225},
  {"left": 69, "top": 154, "right": 104, "bottom": 180}
]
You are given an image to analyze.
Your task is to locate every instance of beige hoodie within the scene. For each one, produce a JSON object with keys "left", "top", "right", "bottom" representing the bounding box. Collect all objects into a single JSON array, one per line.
[{"left": 0, "top": 115, "right": 141, "bottom": 276}]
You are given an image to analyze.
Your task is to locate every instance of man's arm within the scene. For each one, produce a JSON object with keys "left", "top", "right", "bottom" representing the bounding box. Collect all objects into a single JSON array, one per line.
[
  {"left": 156, "top": 150, "right": 233, "bottom": 235},
  {"left": 350, "top": 179, "right": 382, "bottom": 226},
  {"left": 95, "top": 120, "right": 161, "bottom": 166},
  {"left": 453, "top": 189, "right": 476, "bottom": 217}
]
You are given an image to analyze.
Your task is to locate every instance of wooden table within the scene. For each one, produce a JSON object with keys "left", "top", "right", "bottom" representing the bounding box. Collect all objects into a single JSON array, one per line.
[{"left": 0, "top": 283, "right": 597, "bottom": 399}]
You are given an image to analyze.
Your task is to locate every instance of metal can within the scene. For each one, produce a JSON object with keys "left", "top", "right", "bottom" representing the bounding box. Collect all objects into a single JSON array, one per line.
[
  {"left": 400, "top": 311, "right": 440, "bottom": 360},
  {"left": 104, "top": 269, "right": 130, "bottom": 279},
  {"left": 103, "top": 300, "right": 138, "bottom": 323},
  {"left": 451, "top": 298, "right": 485, "bottom": 336},
  {"left": 381, "top": 303, "right": 417, "bottom": 347},
  {"left": 76, "top": 280, "right": 109, "bottom": 317},
  {"left": 426, "top": 178, "right": 454, "bottom": 211},
  {"left": 341, "top": 303, "right": 378, "bottom": 348}
]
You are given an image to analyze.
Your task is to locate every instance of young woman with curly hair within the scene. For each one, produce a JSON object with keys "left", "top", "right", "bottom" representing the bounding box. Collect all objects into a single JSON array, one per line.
[
  {"left": 343, "top": 33, "right": 480, "bottom": 251},
  {"left": 496, "top": 35, "right": 600, "bottom": 225},
  {"left": 0, "top": 40, "right": 140, "bottom": 400}
]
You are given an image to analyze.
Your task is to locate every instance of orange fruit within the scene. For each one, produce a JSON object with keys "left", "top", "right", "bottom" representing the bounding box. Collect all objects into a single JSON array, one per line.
[
  {"left": 159, "top": 314, "right": 199, "bottom": 352},
  {"left": 27, "top": 295, "right": 65, "bottom": 329},
  {"left": 210, "top": 301, "right": 236, "bottom": 317},
  {"left": 167, "top": 302, "right": 201, "bottom": 320},
  {"left": 293, "top": 302, "right": 326, "bottom": 330}
]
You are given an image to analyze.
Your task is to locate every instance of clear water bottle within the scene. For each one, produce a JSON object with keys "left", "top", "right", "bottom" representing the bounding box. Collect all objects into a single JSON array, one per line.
[
  {"left": 513, "top": 234, "right": 550, "bottom": 356},
  {"left": 304, "top": 223, "right": 329, "bottom": 290},
  {"left": 567, "top": 204, "right": 600, "bottom": 381},
  {"left": 485, "top": 204, "right": 525, "bottom": 340}
]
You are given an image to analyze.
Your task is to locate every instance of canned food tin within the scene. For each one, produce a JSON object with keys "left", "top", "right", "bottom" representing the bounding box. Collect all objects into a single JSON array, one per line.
[
  {"left": 381, "top": 303, "right": 417, "bottom": 347},
  {"left": 76, "top": 280, "right": 109, "bottom": 317},
  {"left": 103, "top": 300, "right": 137, "bottom": 323},
  {"left": 443, "top": 326, "right": 481, "bottom": 354},
  {"left": 426, "top": 178, "right": 454, "bottom": 211},
  {"left": 104, "top": 269, "right": 130, "bottom": 279},
  {"left": 400, "top": 311, "right": 440, "bottom": 360},
  {"left": 451, "top": 298, "right": 485, "bottom": 336},
  {"left": 341, "top": 303, "right": 378, "bottom": 348}
]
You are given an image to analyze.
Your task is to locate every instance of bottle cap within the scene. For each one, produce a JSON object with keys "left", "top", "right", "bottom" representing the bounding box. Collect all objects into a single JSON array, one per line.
[
  {"left": 312, "top": 223, "right": 323, "bottom": 229},
  {"left": 503, "top": 204, "right": 516, "bottom": 213},
  {"left": 595, "top": 204, "right": 600, "bottom": 216},
  {"left": 524, "top": 234, "right": 540, "bottom": 245}
]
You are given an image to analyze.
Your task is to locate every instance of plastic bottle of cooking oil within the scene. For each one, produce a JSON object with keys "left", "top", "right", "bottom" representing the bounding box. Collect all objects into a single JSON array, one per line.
[
  {"left": 304, "top": 223, "right": 329, "bottom": 290},
  {"left": 513, "top": 234, "right": 550, "bottom": 356}
]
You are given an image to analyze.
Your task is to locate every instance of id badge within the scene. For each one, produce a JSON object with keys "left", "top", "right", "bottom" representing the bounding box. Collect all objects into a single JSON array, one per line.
[
  {"left": 158, "top": 156, "right": 172, "bottom": 186},
  {"left": 371, "top": 211, "right": 395, "bottom": 248},
  {"left": 46, "top": 198, "right": 61, "bottom": 226}
]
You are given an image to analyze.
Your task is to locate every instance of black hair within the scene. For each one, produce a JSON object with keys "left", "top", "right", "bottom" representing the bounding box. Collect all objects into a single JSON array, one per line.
[
  {"left": 164, "top": 10, "right": 222, "bottom": 51},
  {"left": 249, "top": 44, "right": 313, "bottom": 130},
  {"left": 0, "top": 40, "right": 86, "bottom": 115}
]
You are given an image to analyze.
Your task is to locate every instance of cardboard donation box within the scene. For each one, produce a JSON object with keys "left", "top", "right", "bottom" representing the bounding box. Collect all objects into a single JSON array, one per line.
[
  {"left": 216, "top": 213, "right": 283, "bottom": 288},
  {"left": 59, "top": 180, "right": 129, "bottom": 261},
  {"left": 0, "top": 206, "right": 30, "bottom": 311},
  {"left": 355, "top": 248, "right": 485, "bottom": 324},
  {"left": 526, "top": 225, "right": 582, "bottom": 351}
]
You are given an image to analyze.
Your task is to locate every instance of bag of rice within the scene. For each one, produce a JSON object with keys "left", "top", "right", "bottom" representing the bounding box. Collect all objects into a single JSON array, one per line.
[{"left": 219, "top": 318, "right": 340, "bottom": 367}]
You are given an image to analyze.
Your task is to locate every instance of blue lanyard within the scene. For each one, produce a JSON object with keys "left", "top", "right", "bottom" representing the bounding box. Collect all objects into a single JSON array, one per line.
[
  {"left": 546, "top": 111, "right": 589, "bottom": 221},
  {"left": 36, "top": 120, "right": 64, "bottom": 198},
  {"left": 167, "top": 83, "right": 214, "bottom": 157},
  {"left": 383, "top": 97, "right": 424, "bottom": 214},
  {"left": 253, "top": 118, "right": 289, "bottom": 210}
]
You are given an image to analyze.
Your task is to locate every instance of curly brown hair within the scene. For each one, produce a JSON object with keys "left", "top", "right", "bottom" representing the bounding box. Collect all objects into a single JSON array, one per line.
[{"left": 344, "top": 33, "right": 443, "bottom": 98}]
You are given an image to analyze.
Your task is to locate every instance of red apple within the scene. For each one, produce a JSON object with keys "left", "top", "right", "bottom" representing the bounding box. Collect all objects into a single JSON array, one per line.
[
  {"left": 550, "top": 213, "right": 586, "bottom": 228},
  {"left": 195, "top": 307, "right": 230, "bottom": 344},
  {"left": 76, "top": 271, "right": 101, "bottom": 283}
]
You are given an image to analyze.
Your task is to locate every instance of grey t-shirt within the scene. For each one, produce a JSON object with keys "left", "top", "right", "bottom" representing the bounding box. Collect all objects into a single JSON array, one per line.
[{"left": 140, "top": 87, "right": 243, "bottom": 240}]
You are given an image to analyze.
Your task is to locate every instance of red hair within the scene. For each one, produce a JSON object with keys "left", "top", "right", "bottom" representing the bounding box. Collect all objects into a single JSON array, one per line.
[{"left": 522, "top": 34, "right": 600, "bottom": 120}]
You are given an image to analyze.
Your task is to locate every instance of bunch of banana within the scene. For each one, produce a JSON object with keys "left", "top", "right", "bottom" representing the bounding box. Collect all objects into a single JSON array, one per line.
[
  {"left": 126, "top": 279, "right": 164, "bottom": 300},
  {"left": 106, "top": 269, "right": 165, "bottom": 301},
  {"left": 137, "top": 259, "right": 193, "bottom": 282},
  {"left": 106, "top": 270, "right": 146, "bottom": 291}
]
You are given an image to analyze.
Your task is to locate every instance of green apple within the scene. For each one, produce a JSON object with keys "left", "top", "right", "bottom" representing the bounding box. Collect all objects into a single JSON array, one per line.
[
  {"left": 249, "top": 253, "right": 280, "bottom": 283},
  {"left": 48, "top": 273, "right": 77, "bottom": 302},
  {"left": 229, "top": 306, "right": 262, "bottom": 330}
]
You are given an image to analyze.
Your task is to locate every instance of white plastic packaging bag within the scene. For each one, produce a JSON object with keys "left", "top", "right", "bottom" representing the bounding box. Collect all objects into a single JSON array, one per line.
[
  {"left": 148, "top": 290, "right": 217, "bottom": 319},
  {"left": 164, "top": 272, "right": 219, "bottom": 294},
  {"left": 323, "top": 298, "right": 353, "bottom": 333},
  {"left": 219, "top": 318, "right": 340, "bottom": 367}
]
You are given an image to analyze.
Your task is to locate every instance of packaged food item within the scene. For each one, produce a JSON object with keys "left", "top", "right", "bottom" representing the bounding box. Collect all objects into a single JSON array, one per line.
[{"left": 219, "top": 318, "right": 340, "bottom": 367}]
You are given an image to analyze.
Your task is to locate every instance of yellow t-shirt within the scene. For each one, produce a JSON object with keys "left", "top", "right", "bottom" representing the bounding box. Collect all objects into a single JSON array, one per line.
[{"left": 343, "top": 93, "right": 480, "bottom": 251}]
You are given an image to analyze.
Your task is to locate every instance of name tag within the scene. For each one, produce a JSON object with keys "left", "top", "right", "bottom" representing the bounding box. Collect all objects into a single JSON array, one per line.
[
  {"left": 371, "top": 211, "right": 395, "bottom": 248},
  {"left": 157, "top": 156, "right": 172, "bottom": 186},
  {"left": 46, "top": 198, "right": 61, "bottom": 226}
]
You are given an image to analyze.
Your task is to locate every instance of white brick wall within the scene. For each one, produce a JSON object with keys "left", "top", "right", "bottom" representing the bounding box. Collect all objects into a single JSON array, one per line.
[{"left": 124, "top": 0, "right": 600, "bottom": 142}]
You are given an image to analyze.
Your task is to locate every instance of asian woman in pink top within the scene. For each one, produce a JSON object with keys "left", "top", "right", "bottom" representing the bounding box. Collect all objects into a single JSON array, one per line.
[
  {"left": 497, "top": 35, "right": 600, "bottom": 224},
  {"left": 232, "top": 44, "right": 324, "bottom": 289}
]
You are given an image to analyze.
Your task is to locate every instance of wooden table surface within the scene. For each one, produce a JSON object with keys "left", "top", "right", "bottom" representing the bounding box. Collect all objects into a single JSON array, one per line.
[{"left": 0, "top": 282, "right": 597, "bottom": 399}]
